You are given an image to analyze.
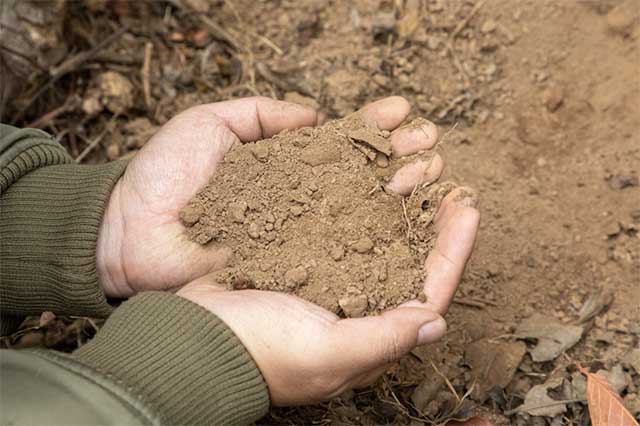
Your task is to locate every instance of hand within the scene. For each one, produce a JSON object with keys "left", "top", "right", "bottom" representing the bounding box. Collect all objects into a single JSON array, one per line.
[
  {"left": 177, "top": 187, "right": 479, "bottom": 406},
  {"left": 174, "top": 98, "right": 480, "bottom": 406},
  {"left": 97, "top": 96, "right": 453, "bottom": 298}
]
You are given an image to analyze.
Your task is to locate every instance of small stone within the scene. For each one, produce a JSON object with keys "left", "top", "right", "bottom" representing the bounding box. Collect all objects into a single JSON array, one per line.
[
  {"left": 607, "top": 1, "right": 639, "bottom": 36},
  {"left": 284, "top": 266, "right": 308, "bottom": 288},
  {"left": 247, "top": 222, "right": 260, "bottom": 239},
  {"left": 264, "top": 212, "right": 276, "bottom": 223},
  {"left": 106, "top": 143, "right": 121, "bottom": 160},
  {"left": 352, "top": 236, "right": 374, "bottom": 254},
  {"left": 481, "top": 19, "right": 497, "bottom": 33},
  {"left": 372, "top": 74, "right": 390, "bottom": 88},
  {"left": 330, "top": 245, "right": 345, "bottom": 261},
  {"left": 339, "top": 294, "right": 368, "bottom": 317},
  {"left": 180, "top": 203, "right": 204, "bottom": 226},
  {"left": 426, "top": 36, "right": 440, "bottom": 50},
  {"left": 290, "top": 205, "right": 304, "bottom": 216},
  {"left": 375, "top": 153, "right": 389, "bottom": 168},
  {"left": 543, "top": 86, "right": 565, "bottom": 112},
  {"left": 250, "top": 142, "right": 270, "bottom": 161},
  {"left": 265, "top": 222, "right": 274, "bottom": 231},
  {"left": 96, "top": 71, "right": 134, "bottom": 114},
  {"left": 229, "top": 201, "right": 248, "bottom": 223},
  {"left": 604, "top": 221, "right": 621, "bottom": 237}
]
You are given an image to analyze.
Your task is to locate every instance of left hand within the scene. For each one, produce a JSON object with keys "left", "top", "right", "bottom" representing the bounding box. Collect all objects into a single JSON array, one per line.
[{"left": 97, "top": 96, "right": 446, "bottom": 298}]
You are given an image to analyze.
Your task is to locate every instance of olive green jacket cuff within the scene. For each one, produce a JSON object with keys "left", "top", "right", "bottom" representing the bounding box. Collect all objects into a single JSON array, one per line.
[
  {"left": 73, "top": 292, "right": 270, "bottom": 425},
  {"left": 0, "top": 123, "right": 126, "bottom": 324}
]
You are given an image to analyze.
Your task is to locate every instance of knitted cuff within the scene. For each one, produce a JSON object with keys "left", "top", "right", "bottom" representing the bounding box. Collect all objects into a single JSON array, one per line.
[
  {"left": 0, "top": 161, "right": 126, "bottom": 317},
  {"left": 73, "top": 292, "right": 270, "bottom": 425}
]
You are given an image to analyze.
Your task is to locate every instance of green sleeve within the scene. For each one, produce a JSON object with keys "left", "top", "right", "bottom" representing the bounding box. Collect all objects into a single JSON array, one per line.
[
  {"left": 2, "top": 292, "right": 270, "bottom": 425},
  {"left": 0, "top": 123, "right": 125, "bottom": 330}
]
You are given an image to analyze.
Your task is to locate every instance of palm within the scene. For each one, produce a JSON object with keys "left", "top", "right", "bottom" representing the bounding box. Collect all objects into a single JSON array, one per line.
[{"left": 97, "top": 96, "right": 476, "bottom": 303}]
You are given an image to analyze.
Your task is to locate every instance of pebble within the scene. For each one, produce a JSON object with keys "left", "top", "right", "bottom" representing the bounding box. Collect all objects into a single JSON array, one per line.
[
  {"left": 106, "top": 143, "right": 121, "bottom": 160},
  {"left": 290, "top": 205, "right": 304, "bottom": 216},
  {"left": 180, "top": 203, "right": 204, "bottom": 226},
  {"left": 247, "top": 222, "right": 260, "bottom": 239},
  {"left": 543, "top": 86, "right": 565, "bottom": 112},
  {"left": 607, "top": 1, "right": 639, "bottom": 36},
  {"left": 481, "top": 19, "right": 497, "bottom": 33},
  {"left": 250, "top": 143, "right": 269, "bottom": 161},
  {"left": 339, "top": 294, "right": 368, "bottom": 317},
  {"left": 284, "top": 266, "right": 308, "bottom": 288},
  {"left": 228, "top": 201, "right": 248, "bottom": 223},
  {"left": 330, "top": 245, "right": 345, "bottom": 261},
  {"left": 352, "top": 236, "right": 374, "bottom": 254}
]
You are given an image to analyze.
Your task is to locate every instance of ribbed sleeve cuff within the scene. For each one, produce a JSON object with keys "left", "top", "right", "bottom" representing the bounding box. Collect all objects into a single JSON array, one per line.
[
  {"left": 73, "top": 292, "right": 270, "bottom": 426},
  {"left": 0, "top": 161, "right": 126, "bottom": 317}
]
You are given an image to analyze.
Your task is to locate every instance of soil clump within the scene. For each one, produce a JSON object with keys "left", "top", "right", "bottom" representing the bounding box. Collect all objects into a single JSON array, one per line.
[{"left": 182, "top": 113, "right": 449, "bottom": 316}]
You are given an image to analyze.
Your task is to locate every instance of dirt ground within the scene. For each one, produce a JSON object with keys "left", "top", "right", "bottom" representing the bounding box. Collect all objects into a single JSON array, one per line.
[{"left": 2, "top": 0, "right": 639, "bottom": 424}]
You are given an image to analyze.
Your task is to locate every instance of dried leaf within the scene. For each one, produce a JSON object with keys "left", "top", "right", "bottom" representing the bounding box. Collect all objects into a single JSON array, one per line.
[
  {"left": 578, "top": 364, "right": 639, "bottom": 426},
  {"left": 514, "top": 314, "right": 584, "bottom": 362}
]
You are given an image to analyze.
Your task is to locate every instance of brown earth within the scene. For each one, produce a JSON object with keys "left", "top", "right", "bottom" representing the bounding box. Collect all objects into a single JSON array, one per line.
[
  {"left": 181, "top": 113, "right": 449, "bottom": 316},
  {"left": 2, "top": 0, "right": 639, "bottom": 424}
]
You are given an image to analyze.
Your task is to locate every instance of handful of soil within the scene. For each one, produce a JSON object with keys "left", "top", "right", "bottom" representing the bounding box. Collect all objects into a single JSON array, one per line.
[{"left": 181, "top": 113, "right": 455, "bottom": 317}]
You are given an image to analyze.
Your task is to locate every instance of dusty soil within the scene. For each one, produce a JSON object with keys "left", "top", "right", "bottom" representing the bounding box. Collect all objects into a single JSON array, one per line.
[
  {"left": 181, "top": 114, "right": 447, "bottom": 316},
  {"left": 2, "top": 0, "right": 639, "bottom": 424}
]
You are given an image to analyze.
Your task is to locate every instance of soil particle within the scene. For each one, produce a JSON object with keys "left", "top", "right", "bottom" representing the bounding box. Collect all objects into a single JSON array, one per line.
[
  {"left": 184, "top": 113, "right": 445, "bottom": 314},
  {"left": 339, "top": 294, "right": 369, "bottom": 318},
  {"left": 179, "top": 203, "right": 204, "bottom": 226}
]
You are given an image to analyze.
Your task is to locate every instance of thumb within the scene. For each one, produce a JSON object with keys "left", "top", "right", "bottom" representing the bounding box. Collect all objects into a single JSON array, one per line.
[{"left": 330, "top": 307, "right": 447, "bottom": 370}]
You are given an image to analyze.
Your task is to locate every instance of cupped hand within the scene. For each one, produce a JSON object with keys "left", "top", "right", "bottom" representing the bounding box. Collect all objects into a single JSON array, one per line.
[
  {"left": 177, "top": 185, "right": 479, "bottom": 406},
  {"left": 97, "top": 96, "right": 457, "bottom": 298}
]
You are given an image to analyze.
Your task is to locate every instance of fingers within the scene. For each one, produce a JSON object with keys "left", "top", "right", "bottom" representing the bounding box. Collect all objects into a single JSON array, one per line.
[
  {"left": 357, "top": 96, "right": 411, "bottom": 130},
  {"left": 390, "top": 119, "right": 439, "bottom": 157},
  {"left": 195, "top": 96, "right": 320, "bottom": 142},
  {"left": 385, "top": 154, "right": 444, "bottom": 196},
  {"left": 420, "top": 188, "right": 480, "bottom": 314},
  {"left": 330, "top": 307, "right": 446, "bottom": 370}
]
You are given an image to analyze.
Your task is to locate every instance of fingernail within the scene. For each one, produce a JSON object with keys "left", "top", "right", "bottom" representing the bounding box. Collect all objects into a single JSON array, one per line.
[
  {"left": 417, "top": 317, "right": 447, "bottom": 345},
  {"left": 454, "top": 190, "right": 479, "bottom": 208}
]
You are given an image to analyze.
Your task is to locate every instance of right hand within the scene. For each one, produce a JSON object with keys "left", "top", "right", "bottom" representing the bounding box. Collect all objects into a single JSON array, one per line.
[{"left": 177, "top": 187, "right": 479, "bottom": 406}]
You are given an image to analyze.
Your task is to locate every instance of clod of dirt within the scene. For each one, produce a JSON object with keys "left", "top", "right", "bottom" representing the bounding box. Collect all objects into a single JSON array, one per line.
[
  {"left": 464, "top": 339, "right": 527, "bottom": 402},
  {"left": 183, "top": 113, "right": 449, "bottom": 315},
  {"left": 514, "top": 314, "right": 584, "bottom": 362},
  {"left": 622, "top": 348, "right": 640, "bottom": 374}
]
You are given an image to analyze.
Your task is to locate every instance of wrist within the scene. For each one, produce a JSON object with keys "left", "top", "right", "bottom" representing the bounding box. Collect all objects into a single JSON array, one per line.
[{"left": 97, "top": 180, "right": 130, "bottom": 298}]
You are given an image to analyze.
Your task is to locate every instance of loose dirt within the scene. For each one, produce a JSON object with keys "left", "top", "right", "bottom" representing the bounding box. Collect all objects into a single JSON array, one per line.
[{"left": 181, "top": 114, "right": 449, "bottom": 316}]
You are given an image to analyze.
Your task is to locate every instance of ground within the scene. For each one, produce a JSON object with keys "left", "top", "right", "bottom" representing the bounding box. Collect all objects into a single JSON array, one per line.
[{"left": 1, "top": 0, "right": 639, "bottom": 424}]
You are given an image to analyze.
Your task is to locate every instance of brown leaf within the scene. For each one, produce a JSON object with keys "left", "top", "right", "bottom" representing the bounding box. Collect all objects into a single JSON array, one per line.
[{"left": 578, "top": 364, "right": 639, "bottom": 426}]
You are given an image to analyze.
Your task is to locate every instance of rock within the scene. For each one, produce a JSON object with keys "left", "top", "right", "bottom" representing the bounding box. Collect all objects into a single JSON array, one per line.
[
  {"left": 622, "top": 348, "right": 640, "bottom": 374},
  {"left": 518, "top": 377, "right": 567, "bottom": 417},
  {"left": 228, "top": 201, "right": 248, "bottom": 223},
  {"left": 543, "top": 86, "right": 565, "bottom": 112},
  {"left": 604, "top": 221, "right": 621, "bottom": 237},
  {"left": 606, "top": 0, "right": 640, "bottom": 36},
  {"left": 352, "top": 237, "right": 374, "bottom": 254},
  {"left": 290, "top": 205, "right": 304, "bottom": 216},
  {"left": 514, "top": 314, "right": 584, "bottom": 362},
  {"left": 465, "top": 339, "right": 527, "bottom": 402},
  {"left": 250, "top": 142, "right": 270, "bottom": 162},
  {"left": 330, "top": 245, "right": 345, "bottom": 261},
  {"left": 106, "top": 143, "right": 121, "bottom": 160},
  {"left": 180, "top": 203, "right": 204, "bottom": 226},
  {"left": 623, "top": 393, "right": 640, "bottom": 416},
  {"left": 481, "top": 19, "right": 497, "bottom": 33},
  {"left": 247, "top": 222, "right": 261, "bottom": 239},
  {"left": 96, "top": 71, "right": 134, "bottom": 114},
  {"left": 284, "top": 266, "right": 308, "bottom": 288},
  {"left": 339, "top": 294, "right": 368, "bottom": 317}
]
